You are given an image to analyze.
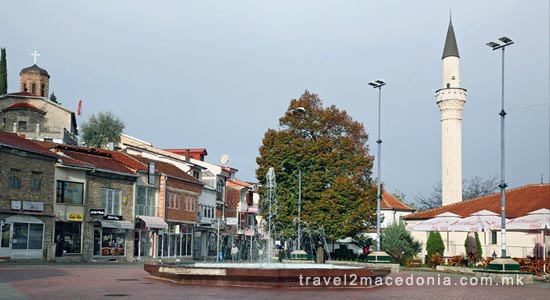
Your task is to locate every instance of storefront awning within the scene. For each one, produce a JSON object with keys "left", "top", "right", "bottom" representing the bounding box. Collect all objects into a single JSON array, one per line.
[
  {"left": 96, "top": 220, "right": 134, "bottom": 229},
  {"left": 136, "top": 216, "right": 168, "bottom": 229}
]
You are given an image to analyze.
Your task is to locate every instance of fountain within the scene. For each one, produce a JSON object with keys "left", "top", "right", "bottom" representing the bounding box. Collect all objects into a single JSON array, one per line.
[{"left": 144, "top": 167, "right": 390, "bottom": 288}]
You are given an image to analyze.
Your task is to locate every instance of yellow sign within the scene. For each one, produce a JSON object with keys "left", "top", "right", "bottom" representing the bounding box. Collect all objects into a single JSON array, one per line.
[{"left": 68, "top": 213, "right": 83, "bottom": 221}]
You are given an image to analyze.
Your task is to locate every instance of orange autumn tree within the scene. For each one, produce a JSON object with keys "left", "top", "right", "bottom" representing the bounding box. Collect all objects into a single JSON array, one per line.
[{"left": 256, "top": 90, "right": 377, "bottom": 241}]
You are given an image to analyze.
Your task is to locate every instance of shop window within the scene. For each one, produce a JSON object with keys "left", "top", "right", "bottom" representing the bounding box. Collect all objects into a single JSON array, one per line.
[
  {"left": 101, "top": 188, "right": 121, "bottom": 215},
  {"left": 12, "top": 222, "right": 43, "bottom": 250},
  {"left": 94, "top": 227, "right": 126, "bottom": 256},
  {"left": 56, "top": 181, "right": 84, "bottom": 204},
  {"left": 8, "top": 169, "right": 21, "bottom": 189},
  {"left": 31, "top": 172, "right": 42, "bottom": 192},
  {"left": 1, "top": 223, "right": 10, "bottom": 247},
  {"left": 54, "top": 222, "right": 82, "bottom": 255}
]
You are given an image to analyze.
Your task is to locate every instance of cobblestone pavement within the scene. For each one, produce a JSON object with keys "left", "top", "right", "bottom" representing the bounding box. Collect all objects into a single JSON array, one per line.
[{"left": 0, "top": 263, "right": 548, "bottom": 300}]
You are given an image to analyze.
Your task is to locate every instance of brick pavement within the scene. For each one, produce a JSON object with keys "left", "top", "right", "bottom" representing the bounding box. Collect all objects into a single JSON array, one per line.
[{"left": 0, "top": 263, "right": 548, "bottom": 300}]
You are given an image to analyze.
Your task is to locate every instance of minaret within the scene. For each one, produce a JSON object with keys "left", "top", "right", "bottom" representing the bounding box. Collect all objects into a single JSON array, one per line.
[{"left": 436, "top": 19, "right": 467, "bottom": 206}]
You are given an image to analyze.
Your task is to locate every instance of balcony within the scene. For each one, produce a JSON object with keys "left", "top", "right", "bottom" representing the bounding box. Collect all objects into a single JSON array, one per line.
[{"left": 135, "top": 205, "right": 158, "bottom": 217}]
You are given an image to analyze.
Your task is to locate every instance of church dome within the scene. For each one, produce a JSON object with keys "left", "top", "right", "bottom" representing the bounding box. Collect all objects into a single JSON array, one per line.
[{"left": 20, "top": 64, "right": 50, "bottom": 78}]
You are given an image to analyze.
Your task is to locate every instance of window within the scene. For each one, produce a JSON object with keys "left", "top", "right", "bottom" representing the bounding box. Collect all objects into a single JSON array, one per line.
[
  {"left": 136, "top": 185, "right": 156, "bottom": 216},
  {"left": 31, "top": 172, "right": 42, "bottom": 192},
  {"left": 40, "top": 84, "right": 45, "bottom": 97},
  {"left": 18, "top": 121, "right": 27, "bottom": 131},
  {"left": 166, "top": 191, "right": 179, "bottom": 209},
  {"left": 12, "top": 222, "right": 43, "bottom": 250},
  {"left": 101, "top": 188, "right": 121, "bottom": 215},
  {"left": 54, "top": 222, "right": 82, "bottom": 255},
  {"left": 31, "top": 83, "right": 36, "bottom": 95},
  {"left": 23, "top": 84, "right": 28, "bottom": 92},
  {"left": 94, "top": 227, "right": 126, "bottom": 257},
  {"left": 56, "top": 181, "right": 84, "bottom": 204},
  {"left": 216, "top": 180, "right": 224, "bottom": 194},
  {"left": 8, "top": 169, "right": 21, "bottom": 189},
  {"left": 491, "top": 231, "right": 498, "bottom": 244}
]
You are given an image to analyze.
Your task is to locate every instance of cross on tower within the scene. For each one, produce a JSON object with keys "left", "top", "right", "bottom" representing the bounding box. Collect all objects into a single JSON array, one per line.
[{"left": 31, "top": 50, "right": 40, "bottom": 64}]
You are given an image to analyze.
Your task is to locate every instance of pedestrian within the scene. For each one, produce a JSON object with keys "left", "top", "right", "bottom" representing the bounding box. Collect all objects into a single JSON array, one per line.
[{"left": 231, "top": 244, "right": 239, "bottom": 261}]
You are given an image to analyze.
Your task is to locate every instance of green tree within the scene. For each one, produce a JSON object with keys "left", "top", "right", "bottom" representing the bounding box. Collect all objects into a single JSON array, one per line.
[
  {"left": 381, "top": 220, "right": 422, "bottom": 263},
  {"left": 426, "top": 231, "right": 445, "bottom": 257},
  {"left": 256, "top": 90, "right": 377, "bottom": 241},
  {"left": 0, "top": 48, "right": 7, "bottom": 95},
  {"left": 49, "top": 92, "right": 60, "bottom": 104},
  {"left": 80, "top": 111, "right": 125, "bottom": 148}
]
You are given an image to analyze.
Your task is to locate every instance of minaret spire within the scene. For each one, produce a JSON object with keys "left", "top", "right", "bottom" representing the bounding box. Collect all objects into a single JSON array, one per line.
[{"left": 442, "top": 18, "right": 460, "bottom": 59}]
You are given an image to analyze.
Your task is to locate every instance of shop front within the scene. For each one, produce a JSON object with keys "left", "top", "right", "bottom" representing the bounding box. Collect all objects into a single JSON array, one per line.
[
  {"left": 0, "top": 215, "right": 46, "bottom": 260},
  {"left": 158, "top": 223, "right": 194, "bottom": 258},
  {"left": 134, "top": 216, "right": 167, "bottom": 259},
  {"left": 92, "top": 220, "right": 134, "bottom": 258}
]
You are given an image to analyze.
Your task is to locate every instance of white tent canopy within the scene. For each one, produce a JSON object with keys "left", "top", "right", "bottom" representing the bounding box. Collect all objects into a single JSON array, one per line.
[
  {"left": 448, "top": 210, "right": 506, "bottom": 232},
  {"left": 407, "top": 212, "right": 461, "bottom": 231},
  {"left": 506, "top": 208, "right": 550, "bottom": 231}
]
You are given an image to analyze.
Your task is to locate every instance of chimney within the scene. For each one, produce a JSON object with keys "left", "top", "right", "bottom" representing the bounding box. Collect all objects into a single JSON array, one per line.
[{"left": 186, "top": 149, "right": 190, "bottom": 162}]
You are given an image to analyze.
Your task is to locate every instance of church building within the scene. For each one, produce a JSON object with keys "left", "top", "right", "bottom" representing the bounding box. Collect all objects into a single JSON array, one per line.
[{"left": 0, "top": 57, "right": 78, "bottom": 145}]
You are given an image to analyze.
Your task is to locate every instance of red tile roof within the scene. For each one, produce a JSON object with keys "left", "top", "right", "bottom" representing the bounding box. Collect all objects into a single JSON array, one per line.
[
  {"left": 381, "top": 191, "right": 415, "bottom": 211},
  {"left": 227, "top": 178, "right": 253, "bottom": 189},
  {"left": 404, "top": 184, "right": 550, "bottom": 220},
  {"left": 130, "top": 155, "right": 202, "bottom": 185},
  {"left": 2, "top": 102, "right": 45, "bottom": 113},
  {"left": 52, "top": 145, "right": 135, "bottom": 176},
  {"left": 0, "top": 131, "right": 57, "bottom": 158}
]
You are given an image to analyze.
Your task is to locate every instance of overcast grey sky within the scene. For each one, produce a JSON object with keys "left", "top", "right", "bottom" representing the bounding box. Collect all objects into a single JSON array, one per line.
[{"left": 1, "top": 0, "right": 549, "bottom": 203}]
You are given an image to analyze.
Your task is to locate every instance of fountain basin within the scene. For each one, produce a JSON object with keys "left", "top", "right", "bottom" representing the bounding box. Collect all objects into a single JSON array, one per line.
[{"left": 144, "top": 262, "right": 390, "bottom": 288}]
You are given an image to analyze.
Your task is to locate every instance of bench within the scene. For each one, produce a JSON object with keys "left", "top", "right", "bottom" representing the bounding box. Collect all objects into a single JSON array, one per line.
[{"left": 406, "top": 259, "right": 422, "bottom": 268}]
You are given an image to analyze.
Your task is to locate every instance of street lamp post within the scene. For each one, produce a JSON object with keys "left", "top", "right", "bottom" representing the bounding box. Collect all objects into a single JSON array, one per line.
[
  {"left": 486, "top": 36, "right": 514, "bottom": 258},
  {"left": 297, "top": 168, "right": 302, "bottom": 250},
  {"left": 368, "top": 79, "right": 386, "bottom": 251}
]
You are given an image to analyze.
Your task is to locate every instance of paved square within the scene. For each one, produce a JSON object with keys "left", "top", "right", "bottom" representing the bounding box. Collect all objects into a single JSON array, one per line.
[{"left": 0, "top": 263, "right": 548, "bottom": 300}]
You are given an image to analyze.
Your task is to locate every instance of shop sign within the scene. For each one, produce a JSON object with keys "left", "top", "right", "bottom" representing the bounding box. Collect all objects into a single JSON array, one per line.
[
  {"left": 148, "top": 162, "right": 155, "bottom": 185},
  {"left": 225, "top": 217, "right": 238, "bottom": 225},
  {"left": 23, "top": 201, "right": 44, "bottom": 211},
  {"left": 103, "top": 215, "right": 123, "bottom": 221},
  {"left": 11, "top": 200, "right": 21, "bottom": 210},
  {"left": 68, "top": 213, "right": 83, "bottom": 221},
  {"left": 90, "top": 208, "right": 105, "bottom": 216},
  {"left": 247, "top": 206, "right": 259, "bottom": 213}
]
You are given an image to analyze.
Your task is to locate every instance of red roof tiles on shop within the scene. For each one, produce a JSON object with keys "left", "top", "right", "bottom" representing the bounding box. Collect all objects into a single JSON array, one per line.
[
  {"left": 404, "top": 184, "right": 550, "bottom": 220},
  {"left": 0, "top": 131, "right": 57, "bottom": 158}
]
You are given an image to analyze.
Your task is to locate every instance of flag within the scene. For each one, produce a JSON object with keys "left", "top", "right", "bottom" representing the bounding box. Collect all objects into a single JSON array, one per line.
[{"left": 77, "top": 99, "right": 82, "bottom": 116}]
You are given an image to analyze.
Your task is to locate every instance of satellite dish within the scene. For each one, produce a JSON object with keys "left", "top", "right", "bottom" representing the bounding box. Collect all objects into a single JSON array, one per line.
[{"left": 220, "top": 154, "right": 229, "bottom": 164}]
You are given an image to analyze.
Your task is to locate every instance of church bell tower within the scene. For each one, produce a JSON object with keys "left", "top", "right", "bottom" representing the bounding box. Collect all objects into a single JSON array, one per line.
[{"left": 435, "top": 19, "right": 467, "bottom": 206}]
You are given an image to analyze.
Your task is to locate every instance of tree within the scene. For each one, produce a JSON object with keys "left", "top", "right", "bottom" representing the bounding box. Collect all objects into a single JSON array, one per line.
[
  {"left": 49, "top": 92, "right": 60, "bottom": 104},
  {"left": 256, "top": 90, "right": 377, "bottom": 241},
  {"left": 426, "top": 231, "right": 445, "bottom": 257},
  {"left": 464, "top": 232, "right": 482, "bottom": 263},
  {"left": 80, "top": 111, "right": 125, "bottom": 148},
  {"left": 415, "top": 175, "right": 499, "bottom": 210},
  {"left": 381, "top": 220, "right": 422, "bottom": 263},
  {"left": 0, "top": 47, "right": 7, "bottom": 95}
]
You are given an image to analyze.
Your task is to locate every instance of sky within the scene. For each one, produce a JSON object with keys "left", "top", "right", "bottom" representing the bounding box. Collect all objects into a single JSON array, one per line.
[{"left": 1, "top": 0, "right": 549, "bottom": 204}]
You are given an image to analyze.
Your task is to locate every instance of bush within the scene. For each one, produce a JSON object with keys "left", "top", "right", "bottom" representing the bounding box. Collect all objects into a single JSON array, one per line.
[
  {"left": 381, "top": 220, "right": 422, "bottom": 263},
  {"left": 464, "top": 232, "right": 482, "bottom": 263},
  {"left": 331, "top": 245, "right": 357, "bottom": 261},
  {"left": 426, "top": 231, "right": 445, "bottom": 257}
]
